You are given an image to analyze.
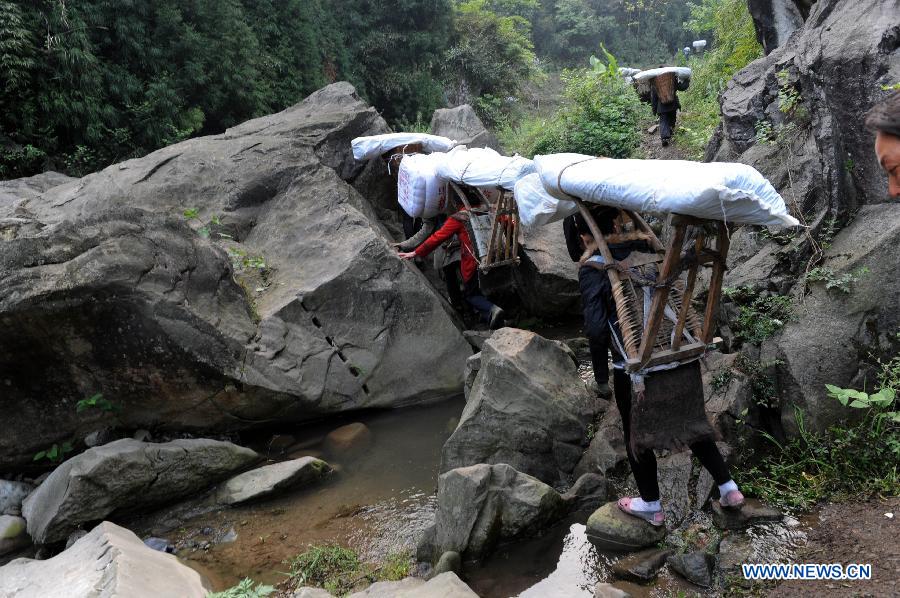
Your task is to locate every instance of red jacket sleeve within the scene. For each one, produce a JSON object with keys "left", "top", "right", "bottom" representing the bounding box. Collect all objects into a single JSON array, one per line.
[{"left": 414, "top": 217, "right": 464, "bottom": 258}]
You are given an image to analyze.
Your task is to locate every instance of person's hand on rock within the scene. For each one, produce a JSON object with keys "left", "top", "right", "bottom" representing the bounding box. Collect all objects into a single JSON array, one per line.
[{"left": 397, "top": 251, "right": 417, "bottom": 260}]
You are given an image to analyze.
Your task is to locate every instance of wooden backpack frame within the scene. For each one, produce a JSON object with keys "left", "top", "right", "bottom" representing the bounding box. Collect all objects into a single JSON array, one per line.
[{"left": 574, "top": 199, "right": 728, "bottom": 373}]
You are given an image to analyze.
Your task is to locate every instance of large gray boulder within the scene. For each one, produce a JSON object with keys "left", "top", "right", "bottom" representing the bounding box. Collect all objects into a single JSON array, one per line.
[
  {"left": 426, "top": 463, "right": 566, "bottom": 563},
  {"left": 0, "top": 82, "right": 471, "bottom": 468},
  {"left": 430, "top": 105, "right": 499, "bottom": 150},
  {"left": 22, "top": 439, "right": 258, "bottom": 544},
  {"left": 0, "top": 521, "right": 208, "bottom": 597},
  {"left": 441, "top": 328, "right": 600, "bottom": 484},
  {"left": 515, "top": 220, "right": 581, "bottom": 317},
  {"left": 711, "top": 0, "right": 898, "bottom": 226},
  {"left": 767, "top": 204, "right": 900, "bottom": 432}
]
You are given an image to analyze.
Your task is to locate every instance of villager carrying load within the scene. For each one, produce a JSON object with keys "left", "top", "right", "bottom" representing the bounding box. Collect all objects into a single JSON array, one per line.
[
  {"left": 515, "top": 152, "right": 798, "bottom": 527},
  {"left": 633, "top": 66, "right": 692, "bottom": 146}
]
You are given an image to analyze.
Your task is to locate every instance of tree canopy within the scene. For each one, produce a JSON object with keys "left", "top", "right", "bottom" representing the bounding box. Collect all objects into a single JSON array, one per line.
[{"left": 0, "top": 0, "right": 699, "bottom": 178}]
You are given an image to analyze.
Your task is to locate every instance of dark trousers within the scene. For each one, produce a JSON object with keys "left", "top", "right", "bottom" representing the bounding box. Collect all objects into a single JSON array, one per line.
[
  {"left": 442, "top": 262, "right": 465, "bottom": 310},
  {"left": 463, "top": 277, "right": 496, "bottom": 322},
  {"left": 589, "top": 337, "right": 610, "bottom": 385},
  {"left": 659, "top": 110, "right": 677, "bottom": 141},
  {"left": 614, "top": 369, "right": 731, "bottom": 502}
]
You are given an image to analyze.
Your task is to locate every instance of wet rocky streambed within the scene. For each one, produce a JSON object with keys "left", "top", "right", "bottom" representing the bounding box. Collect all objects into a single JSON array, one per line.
[{"left": 121, "top": 393, "right": 808, "bottom": 597}]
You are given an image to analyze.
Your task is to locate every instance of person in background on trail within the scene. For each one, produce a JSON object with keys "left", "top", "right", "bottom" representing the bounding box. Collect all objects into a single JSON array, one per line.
[
  {"left": 650, "top": 67, "right": 690, "bottom": 147},
  {"left": 399, "top": 200, "right": 506, "bottom": 330},
  {"left": 866, "top": 89, "right": 900, "bottom": 198},
  {"left": 395, "top": 216, "right": 465, "bottom": 311},
  {"left": 564, "top": 208, "right": 744, "bottom": 527}
]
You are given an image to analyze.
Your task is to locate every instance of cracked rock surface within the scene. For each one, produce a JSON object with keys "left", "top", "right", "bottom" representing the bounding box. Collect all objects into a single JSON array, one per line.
[{"left": 0, "top": 82, "right": 470, "bottom": 468}]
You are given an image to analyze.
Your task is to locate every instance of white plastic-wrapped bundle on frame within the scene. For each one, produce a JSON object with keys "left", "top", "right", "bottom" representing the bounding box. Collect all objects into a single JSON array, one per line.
[
  {"left": 436, "top": 146, "right": 536, "bottom": 190},
  {"left": 633, "top": 66, "right": 692, "bottom": 84},
  {"left": 515, "top": 173, "right": 578, "bottom": 228},
  {"left": 522, "top": 153, "right": 799, "bottom": 227},
  {"left": 351, "top": 132, "right": 457, "bottom": 161},
  {"left": 397, "top": 153, "right": 449, "bottom": 219}
]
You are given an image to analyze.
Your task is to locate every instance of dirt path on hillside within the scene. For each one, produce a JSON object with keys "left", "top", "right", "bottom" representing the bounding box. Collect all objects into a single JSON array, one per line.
[
  {"left": 640, "top": 121, "right": 690, "bottom": 161},
  {"left": 767, "top": 496, "right": 899, "bottom": 598}
]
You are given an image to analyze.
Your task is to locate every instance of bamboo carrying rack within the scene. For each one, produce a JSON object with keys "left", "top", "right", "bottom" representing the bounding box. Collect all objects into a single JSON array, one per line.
[
  {"left": 574, "top": 199, "right": 728, "bottom": 373},
  {"left": 447, "top": 181, "right": 520, "bottom": 272}
]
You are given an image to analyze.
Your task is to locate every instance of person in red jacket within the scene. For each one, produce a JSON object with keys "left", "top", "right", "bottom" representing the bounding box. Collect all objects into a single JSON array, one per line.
[{"left": 399, "top": 205, "right": 506, "bottom": 329}]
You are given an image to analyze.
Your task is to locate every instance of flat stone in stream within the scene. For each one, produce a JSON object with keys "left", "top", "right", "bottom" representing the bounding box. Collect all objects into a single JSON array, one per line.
[
  {"left": 586, "top": 502, "right": 667, "bottom": 551},
  {"left": 215, "top": 456, "right": 332, "bottom": 505},
  {"left": 668, "top": 550, "right": 716, "bottom": 587},
  {"left": 711, "top": 498, "right": 782, "bottom": 530},
  {"left": 0, "top": 515, "right": 29, "bottom": 556},
  {"left": 611, "top": 548, "right": 673, "bottom": 582},
  {"left": 594, "top": 583, "right": 633, "bottom": 598},
  {"left": 324, "top": 423, "right": 372, "bottom": 455},
  {"left": 292, "top": 589, "right": 335, "bottom": 598},
  {"left": 346, "top": 572, "right": 478, "bottom": 597}
]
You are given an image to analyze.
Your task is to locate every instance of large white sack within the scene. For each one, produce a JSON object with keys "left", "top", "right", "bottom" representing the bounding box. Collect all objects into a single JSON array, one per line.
[
  {"left": 436, "top": 146, "right": 535, "bottom": 190},
  {"left": 515, "top": 173, "right": 578, "bottom": 228},
  {"left": 397, "top": 153, "right": 448, "bottom": 218},
  {"left": 633, "top": 67, "right": 692, "bottom": 82},
  {"left": 352, "top": 132, "right": 456, "bottom": 161},
  {"left": 533, "top": 154, "right": 799, "bottom": 227}
]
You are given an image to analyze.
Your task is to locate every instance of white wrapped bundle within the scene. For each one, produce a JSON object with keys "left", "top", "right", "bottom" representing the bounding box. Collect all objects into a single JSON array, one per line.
[
  {"left": 397, "top": 153, "right": 448, "bottom": 218},
  {"left": 436, "top": 146, "right": 535, "bottom": 190},
  {"left": 633, "top": 66, "right": 692, "bottom": 83},
  {"left": 533, "top": 153, "right": 799, "bottom": 227},
  {"left": 352, "top": 132, "right": 456, "bottom": 161},
  {"left": 514, "top": 173, "right": 577, "bottom": 228}
]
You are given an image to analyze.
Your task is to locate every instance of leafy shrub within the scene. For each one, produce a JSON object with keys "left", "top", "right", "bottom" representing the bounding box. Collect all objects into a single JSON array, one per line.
[
  {"left": 513, "top": 49, "right": 649, "bottom": 158},
  {"left": 75, "top": 393, "right": 119, "bottom": 413},
  {"left": 805, "top": 266, "right": 869, "bottom": 294},
  {"left": 724, "top": 287, "right": 792, "bottom": 344},
  {"left": 675, "top": 0, "right": 763, "bottom": 158},
  {"left": 33, "top": 442, "right": 73, "bottom": 464},
  {"left": 738, "top": 383, "right": 900, "bottom": 510}
]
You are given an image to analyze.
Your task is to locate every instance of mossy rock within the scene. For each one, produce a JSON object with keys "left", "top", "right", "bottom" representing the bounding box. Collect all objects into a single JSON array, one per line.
[{"left": 586, "top": 502, "right": 666, "bottom": 551}]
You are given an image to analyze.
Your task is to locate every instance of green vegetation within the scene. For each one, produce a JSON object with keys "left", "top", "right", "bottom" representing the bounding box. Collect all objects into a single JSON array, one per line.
[
  {"left": 206, "top": 578, "right": 274, "bottom": 598},
  {"left": 1, "top": 0, "right": 701, "bottom": 179},
  {"left": 805, "top": 266, "right": 869, "bottom": 294},
  {"left": 33, "top": 441, "right": 73, "bottom": 464},
  {"left": 737, "top": 356, "right": 900, "bottom": 510},
  {"left": 724, "top": 287, "right": 793, "bottom": 345},
  {"left": 75, "top": 392, "right": 119, "bottom": 413},
  {"left": 735, "top": 354, "right": 784, "bottom": 410},
  {"left": 282, "top": 544, "right": 412, "bottom": 596},
  {"left": 675, "top": 0, "right": 763, "bottom": 158},
  {"left": 502, "top": 49, "right": 650, "bottom": 158}
]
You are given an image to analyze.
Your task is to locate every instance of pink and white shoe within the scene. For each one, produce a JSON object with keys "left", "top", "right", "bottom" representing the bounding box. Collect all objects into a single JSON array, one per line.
[
  {"left": 617, "top": 497, "right": 665, "bottom": 527},
  {"left": 720, "top": 489, "right": 746, "bottom": 509}
]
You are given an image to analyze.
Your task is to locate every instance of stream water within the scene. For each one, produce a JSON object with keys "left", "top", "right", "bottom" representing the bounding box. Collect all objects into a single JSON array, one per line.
[
  {"left": 138, "top": 382, "right": 807, "bottom": 596},
  {"left": 153, "top": 398, "right": 464, "bottom": 590}
]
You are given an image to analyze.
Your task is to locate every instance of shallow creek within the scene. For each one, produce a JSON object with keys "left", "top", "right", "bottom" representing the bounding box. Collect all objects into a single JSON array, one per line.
[
  {"left": 152, "top": 398, "right": 464, "bottom": 590},
  {"left": 135, "top": 391, "right": 807, "bottom": 596}
]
